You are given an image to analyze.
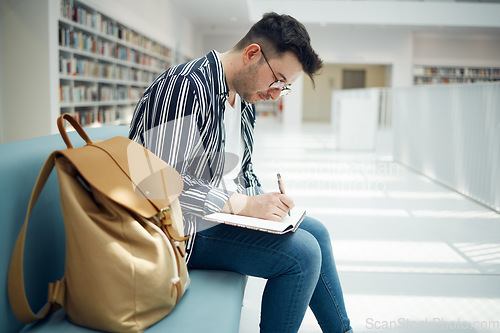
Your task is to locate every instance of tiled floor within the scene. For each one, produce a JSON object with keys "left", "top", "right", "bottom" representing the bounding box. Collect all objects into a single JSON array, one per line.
[{"left": 238, "top": 118, "right": 500, "bottom": 333}]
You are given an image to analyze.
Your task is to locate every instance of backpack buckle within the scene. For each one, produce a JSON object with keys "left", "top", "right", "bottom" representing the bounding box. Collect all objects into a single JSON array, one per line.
[{"left": 152, "top": 206, "right": 171, "bottom": 226}]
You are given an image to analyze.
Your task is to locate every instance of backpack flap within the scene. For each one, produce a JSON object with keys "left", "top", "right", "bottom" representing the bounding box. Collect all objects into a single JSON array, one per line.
[{"left": 56, "top": 136, "right": 183, "bottom": 220}]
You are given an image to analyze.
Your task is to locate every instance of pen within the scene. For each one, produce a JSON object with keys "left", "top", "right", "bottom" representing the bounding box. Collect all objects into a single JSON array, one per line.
[{"left": 277, "top": 173, "right": 291, "bottom": 216}]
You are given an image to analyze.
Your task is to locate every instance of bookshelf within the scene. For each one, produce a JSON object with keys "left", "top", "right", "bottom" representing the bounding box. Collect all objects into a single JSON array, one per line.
[
  {"left": 413, "top": 65, "right": 500, "bottom": 85},
  {"left": 254, "top": 100, "right": 282, "bottom": 118},
  {"left": 58, "top": 0, "right": 172, "bottom": 127}
]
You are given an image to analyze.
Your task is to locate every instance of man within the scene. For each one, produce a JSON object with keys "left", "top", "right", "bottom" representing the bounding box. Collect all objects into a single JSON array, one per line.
[{"left": 129, "top": 12, "right": 352, "bottom": 333}]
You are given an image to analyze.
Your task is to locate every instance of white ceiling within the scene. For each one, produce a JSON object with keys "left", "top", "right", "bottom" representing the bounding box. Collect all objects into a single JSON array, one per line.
[
  {"left": 170, "top": 0, "right": 250, "bottom": 31},
  {"left": 171, "top": 0, "right": 500, "bottom": 37}
]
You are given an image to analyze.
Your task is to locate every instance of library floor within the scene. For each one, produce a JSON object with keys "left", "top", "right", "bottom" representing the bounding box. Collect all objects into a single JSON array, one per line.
[{"left": 238, "top": 118, "right": 500, "bottom": 333}]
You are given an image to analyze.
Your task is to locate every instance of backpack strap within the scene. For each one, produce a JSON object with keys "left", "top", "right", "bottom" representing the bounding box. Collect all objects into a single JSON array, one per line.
[
  {"left": 57, "top": 113, "right": 92, "bottom": 149},
  {"left": 8, "top": 152, "right": 63, "bottom": 323}
]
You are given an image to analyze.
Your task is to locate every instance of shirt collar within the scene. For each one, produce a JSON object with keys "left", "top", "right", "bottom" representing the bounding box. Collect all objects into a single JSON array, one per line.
[{"left": 208, "top": 50, "right": 229, "bottom": 100}]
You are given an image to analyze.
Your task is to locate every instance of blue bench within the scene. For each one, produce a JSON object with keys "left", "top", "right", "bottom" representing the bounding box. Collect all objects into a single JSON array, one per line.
[{"left": 0, "top": 126, "right": 247, "bottom": 332}]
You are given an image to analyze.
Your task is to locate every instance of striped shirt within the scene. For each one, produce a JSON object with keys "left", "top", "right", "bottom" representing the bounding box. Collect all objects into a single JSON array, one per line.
[{"left": 129, "top": 50, "right": 263, "bottom": 261}]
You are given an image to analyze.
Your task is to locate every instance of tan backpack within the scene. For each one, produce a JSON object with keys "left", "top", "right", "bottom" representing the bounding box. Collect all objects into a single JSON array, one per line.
[{"left": 8, "top": 114, "right": 190, "bottom": 332}]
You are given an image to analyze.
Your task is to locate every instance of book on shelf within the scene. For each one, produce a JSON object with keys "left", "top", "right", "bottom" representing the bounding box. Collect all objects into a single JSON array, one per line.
[
  {"left": 73, "top": 85, "right": 97, "bottom": 103},
  {"left": 60, "top": 85, "right": 71, "bottom": 102},
  {"left": 204, "top": 208, "right": 307, "bottom": 234},
  {"left": 413, "top": 65, "right": 500, "bottom": 85},
  {"left": 74, "top": 109, "right": 94, "bottom": 126},
  {"left": 98, "top": 107, "right": 118, "bottom": 124}
]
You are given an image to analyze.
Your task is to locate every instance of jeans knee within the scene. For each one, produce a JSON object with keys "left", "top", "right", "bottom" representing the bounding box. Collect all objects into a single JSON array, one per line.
[
  {"left": 301, "top": 217, "right": 333, "bottom": 249},
  {"left": 291, "top": 232, "right": 322, "bottom": 279},
  {"left": 309, "top": 216, "right": 330, "bottom": 233}
]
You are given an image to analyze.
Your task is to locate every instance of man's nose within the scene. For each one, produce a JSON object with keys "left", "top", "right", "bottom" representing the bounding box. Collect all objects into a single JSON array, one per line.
[{"left": 269, "top": 89, "right": 281, "bottom": 101}]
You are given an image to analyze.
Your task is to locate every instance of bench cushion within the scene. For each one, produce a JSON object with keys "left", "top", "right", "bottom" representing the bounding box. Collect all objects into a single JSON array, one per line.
[{"left": 19, "top": 270, "right": 247, "bottom": 333}]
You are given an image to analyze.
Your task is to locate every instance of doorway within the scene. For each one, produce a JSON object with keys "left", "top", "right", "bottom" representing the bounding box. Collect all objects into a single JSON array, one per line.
[{"left": 342, "top": 69, "right": 366, "bottom": 89}]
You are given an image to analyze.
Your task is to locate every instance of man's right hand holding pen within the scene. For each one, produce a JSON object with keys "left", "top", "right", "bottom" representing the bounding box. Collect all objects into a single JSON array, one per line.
[{"left": 221, "top": 192, "right": 294, "bottom": 222}]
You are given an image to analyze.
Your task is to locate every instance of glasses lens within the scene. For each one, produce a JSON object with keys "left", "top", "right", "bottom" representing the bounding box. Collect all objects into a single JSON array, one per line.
[
  {"left": 280, "top": 87, "right": 291, "bottom": 96},
  {"left": 270, "top": 80, "right": 286, "bottom": 90}
]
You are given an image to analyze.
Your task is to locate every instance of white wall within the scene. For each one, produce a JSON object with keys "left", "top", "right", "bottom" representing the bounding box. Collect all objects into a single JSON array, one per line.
[
  {"left": 282, "top": 75, "right": 304, "bottom": 128},
  {"left": 200, "top": 28, "right": 251, "bottom": 57},
  {"left": 0, "top": 0, "right": 55, "bottom": 142},
  {"left": 413, "top": 32, "right": 500, "bottom": 67}
]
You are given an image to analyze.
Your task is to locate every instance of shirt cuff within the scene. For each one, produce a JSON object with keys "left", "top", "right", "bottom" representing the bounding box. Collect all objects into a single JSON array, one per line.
[
  {"left": 203, "top": 187, "right": 233, "bottom": 215},
  {"left": 242, "top": 186, "right": 265, "bottom": 196}
]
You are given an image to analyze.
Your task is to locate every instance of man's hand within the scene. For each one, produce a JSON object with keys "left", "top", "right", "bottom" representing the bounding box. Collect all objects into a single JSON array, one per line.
[{"left": 222, "top": 192, "right": 294, "bottom": 221}]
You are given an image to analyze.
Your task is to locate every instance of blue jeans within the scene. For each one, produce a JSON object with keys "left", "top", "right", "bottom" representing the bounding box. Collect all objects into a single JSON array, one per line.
[{"left": 187, "top": 216, "right": 352, "bottom": 333}]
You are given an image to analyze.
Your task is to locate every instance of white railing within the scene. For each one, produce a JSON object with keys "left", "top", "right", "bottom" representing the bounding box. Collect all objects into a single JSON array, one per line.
[
  {"left": 379, "top": 88, "right": 392, "bottom": 129},
  {"left": 392, "top": 82, "right": 500, "bottom": 213},
  {"left": 331, "top": 88, "right": 393, "bottom": 150}
]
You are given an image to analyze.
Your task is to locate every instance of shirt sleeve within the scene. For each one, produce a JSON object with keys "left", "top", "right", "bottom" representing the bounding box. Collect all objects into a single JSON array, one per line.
[
  {"left": 180, "top": 174, "right": 232, "bottom": 216},
  {"left": 236, "top": 102, "right": 264, "bottom": 196}
]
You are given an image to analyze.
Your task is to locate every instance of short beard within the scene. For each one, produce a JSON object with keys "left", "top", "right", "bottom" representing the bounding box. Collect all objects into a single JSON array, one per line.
[{"left": 232, "top": 62, "right": 261, "bottom": 104}]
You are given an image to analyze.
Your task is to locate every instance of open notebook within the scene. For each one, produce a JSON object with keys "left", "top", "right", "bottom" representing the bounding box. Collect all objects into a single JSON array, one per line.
[{"left": 203, "top": 208, "right": 306, "bottom": 234}]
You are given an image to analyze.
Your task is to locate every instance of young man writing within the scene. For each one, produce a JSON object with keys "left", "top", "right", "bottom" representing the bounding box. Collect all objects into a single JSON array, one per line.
[{"left": 129, "top": 12, "right": 352, "bottom": 333}]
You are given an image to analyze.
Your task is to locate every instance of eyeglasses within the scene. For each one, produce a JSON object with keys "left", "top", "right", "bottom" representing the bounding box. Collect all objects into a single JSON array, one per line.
[{"left": 260, "top": 49, "right": 291, "bottom": 96}]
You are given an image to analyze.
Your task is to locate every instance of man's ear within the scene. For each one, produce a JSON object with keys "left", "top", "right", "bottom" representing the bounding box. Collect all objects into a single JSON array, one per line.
[{"left": 243, "top": 44, "right": 262, "bottom": 65}]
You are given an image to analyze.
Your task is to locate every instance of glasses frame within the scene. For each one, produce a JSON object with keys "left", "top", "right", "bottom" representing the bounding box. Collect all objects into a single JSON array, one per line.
[{"left": 260, "top": 49, "right": 291, "bottom": 96}]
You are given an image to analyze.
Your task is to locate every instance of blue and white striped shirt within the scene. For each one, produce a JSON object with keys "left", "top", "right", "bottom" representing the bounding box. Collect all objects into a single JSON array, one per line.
[{"left": 129, "top": 51, "right": 263, "bottom": 260}]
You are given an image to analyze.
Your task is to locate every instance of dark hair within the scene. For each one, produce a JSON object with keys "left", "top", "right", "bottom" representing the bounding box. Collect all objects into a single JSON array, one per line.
[{"left": 235, "top": 12, "right": 323, "bottom": 85}]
